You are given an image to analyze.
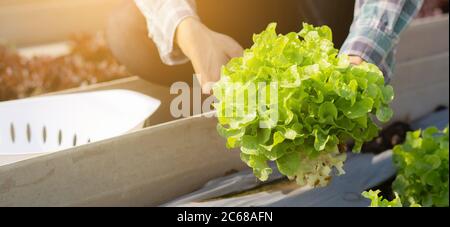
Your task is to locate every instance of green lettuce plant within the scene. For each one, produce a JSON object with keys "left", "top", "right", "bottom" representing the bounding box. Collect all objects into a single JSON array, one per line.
[
  {"left": 393, "top": 126, "right": 449, "bottom": 207},
  {"left": 213, "top": 23, "right": 394, "bottom": 187},
  {"left": 363, "top": 126, "right": 449, "bottom": 207},
  {"left": 362, "top": 190, "right": 403, "bottom": 207}
]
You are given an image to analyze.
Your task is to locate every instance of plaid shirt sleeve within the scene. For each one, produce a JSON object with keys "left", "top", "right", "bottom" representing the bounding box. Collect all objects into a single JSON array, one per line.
[
  {"left": 134, "top": 0, "right": 199, "bottom": 65},
  {"left": 340, "top": 0, "right": 423, "bottom": 82}
]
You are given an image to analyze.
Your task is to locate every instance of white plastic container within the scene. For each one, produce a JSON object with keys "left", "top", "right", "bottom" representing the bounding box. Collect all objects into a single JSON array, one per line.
[{"left": 0, "top": 89, "right": 160, "bottom": 164}]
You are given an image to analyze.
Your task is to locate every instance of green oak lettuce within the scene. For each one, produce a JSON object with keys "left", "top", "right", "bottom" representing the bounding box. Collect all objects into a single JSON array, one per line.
[
  {"left": 363, "top": 126, "right": 449, "bottom": 207},
  {"left": 213, "top": 23, "right": 394, "bottom": 187},
  {"left": 392, "top": 126, "right": 449, "bottom": 207},
  {"left": 362, "top": 190, "right": 404, "bottom": 207},
  {"left": 362, "top": 190, "right": 422, "bottom": 207}
]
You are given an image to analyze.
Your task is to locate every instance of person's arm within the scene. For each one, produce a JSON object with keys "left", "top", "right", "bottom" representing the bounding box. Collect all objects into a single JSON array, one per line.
[
  {"left": 134, "top": 0, "right": 243, "bottom": 94},
  {"left": 340, "top": 0, "right": 423, "bottom": 83},
  {"left": 134, "top": 0, "right": 199, "bottom": 65}
]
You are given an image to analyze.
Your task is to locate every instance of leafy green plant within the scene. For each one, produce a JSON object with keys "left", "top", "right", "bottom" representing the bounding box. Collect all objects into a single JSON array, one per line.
[
  {"left": 363, "top": 126, "right": 449, "bottom": 207},
  {"left": 362, "top": 190, "right": 403, "bottom": 207},
  {"left": 393, "top": 126, "right": 449, "bottom": 207},
  {"left": 213, "top": 23, "right": 394, "bottom": 187}
]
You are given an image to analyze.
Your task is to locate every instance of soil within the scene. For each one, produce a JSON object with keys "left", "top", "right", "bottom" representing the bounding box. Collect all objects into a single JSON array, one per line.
[
  {"left": 369, "top": 176, "right": 397, "bottom": 201},
  {"left": 360, "top": 122, "right": 412, "bottom": 155}
]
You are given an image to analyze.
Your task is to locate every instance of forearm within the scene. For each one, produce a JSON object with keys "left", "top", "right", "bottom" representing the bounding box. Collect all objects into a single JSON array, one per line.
[
  {"left": 134, "top": 0, "right": 199, "bottom": 65},
  {"left": 340, "top": 0, "right": 423, "bottom": 82}
]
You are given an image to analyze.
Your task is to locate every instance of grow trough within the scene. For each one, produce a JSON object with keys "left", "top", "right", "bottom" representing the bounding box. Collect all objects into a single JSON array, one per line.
[
  {"left": 162, "top": 109, "right": 449, "bottom": 207},
  {"left": 0, "top": 14, "right": 448, "bottom": 206}
]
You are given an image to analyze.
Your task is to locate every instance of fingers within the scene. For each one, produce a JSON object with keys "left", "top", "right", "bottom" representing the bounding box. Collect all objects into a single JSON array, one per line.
[
  {"left": 201, "top": 81, "right": 216, "bottom": 95},
  {"left": 198, "top": 37, "right": 242, "bottom": 94},
  {"left": 348, "top": 55, "right": 364, "bottom": 65},
  {"left": 190, "top": 60, "right": 208, "bottom": 94},
  {"left": 181, "top": 26, "right": 243, "bottom": 94},
  {"left": 195, "top": 74, "right": 215, "bottom": 95},
  {"left": 200, "top": 54, "right": 228, "bottom": 94},
  {"left": 224, "top": 36, "right": 244, "bottom": 59},
  {"left": 193, "top": 73, "right": 211, "bottom": 94}
]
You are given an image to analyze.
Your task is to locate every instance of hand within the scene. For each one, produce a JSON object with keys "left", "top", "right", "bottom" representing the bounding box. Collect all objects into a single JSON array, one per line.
[
  {"left": 348, "top": 55, "right": 364, "bottom": 65},
  {"left": 417, "top": 0, "right": 445, "bottom": 18},
  {"left": 176, "top": 17, "right": 243, "bottom": 94}
]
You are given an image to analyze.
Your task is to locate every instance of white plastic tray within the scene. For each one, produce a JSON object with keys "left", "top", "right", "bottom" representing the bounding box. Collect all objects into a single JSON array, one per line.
[{"left": 0, "top": 89, "right": 160, "bottom": 159}]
